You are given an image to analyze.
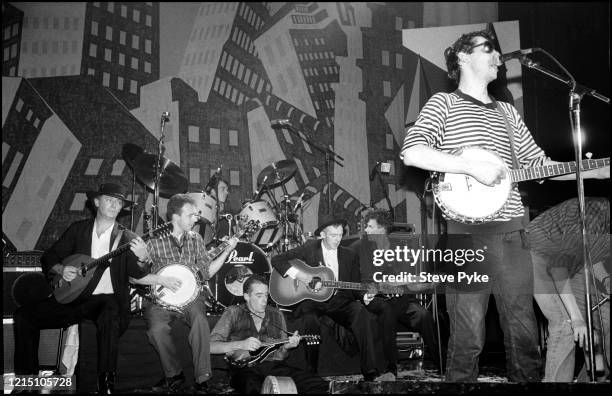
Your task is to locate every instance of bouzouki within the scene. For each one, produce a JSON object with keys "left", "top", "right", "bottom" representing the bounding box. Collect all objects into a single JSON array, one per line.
[
  {"left": 51, "top": 222, "right": 173, "bottom": 304},
  {"left": 432, "top": 146, "right": 609, "bottom": 224},
  {"left": 225, "top": 334, "right": 320, "bottom": 369},
  {"left": 269, "top": 259, "right": 424, "bottom": 306}
]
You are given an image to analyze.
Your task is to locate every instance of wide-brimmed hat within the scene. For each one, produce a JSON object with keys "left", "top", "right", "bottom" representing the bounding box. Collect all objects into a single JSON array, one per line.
[
  {"left": 314, "top": 215, "right": 348, "bottom": 236},
  {"left": 86, "top": 183, "right": 135, "bottom": 208}
]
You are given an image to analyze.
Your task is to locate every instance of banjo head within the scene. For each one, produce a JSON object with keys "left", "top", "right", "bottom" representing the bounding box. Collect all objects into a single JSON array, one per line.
[
  {"left": 433, "top": 146, "right": 512, "bottom": 224},
  {"left": 153, "top": 264, "right": 201, "bottom": 308}
]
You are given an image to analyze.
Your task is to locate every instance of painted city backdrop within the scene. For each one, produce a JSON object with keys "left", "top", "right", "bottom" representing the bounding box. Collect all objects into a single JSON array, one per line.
[{"left": 3, "top": 2, "right": 519, "bottom": 251}]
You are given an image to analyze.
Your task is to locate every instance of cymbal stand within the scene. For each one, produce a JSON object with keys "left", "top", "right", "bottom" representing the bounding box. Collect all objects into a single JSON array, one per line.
[
  {"left": 152, "top": 112, "right": 170, "bottom": 229},
  {"left": 130, "top": 170, "right": 136, "bottom": 231},
  {"left": 271, "top": 121, "right": 344, "bottom": 215}
]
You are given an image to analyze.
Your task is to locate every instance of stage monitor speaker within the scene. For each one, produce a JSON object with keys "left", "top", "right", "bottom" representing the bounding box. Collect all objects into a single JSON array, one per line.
[{"left": 3, "top": 318, "right": 64, "bottom": 373}]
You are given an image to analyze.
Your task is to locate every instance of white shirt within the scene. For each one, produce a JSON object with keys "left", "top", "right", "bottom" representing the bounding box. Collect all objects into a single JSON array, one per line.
[
  {"left": 320, "top": 242, "right": 339, "bottom": 281},
  {"left": 285, "top": 242, "right": 339, "bottom": 281},
  {"left": 91, "top": 220, "right": 115, "bottom": 295}
]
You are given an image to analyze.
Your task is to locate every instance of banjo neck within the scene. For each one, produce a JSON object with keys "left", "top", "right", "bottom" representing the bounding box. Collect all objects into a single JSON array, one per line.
[{"left": 509, "top": 157, "right": 609, "bottom": 183}]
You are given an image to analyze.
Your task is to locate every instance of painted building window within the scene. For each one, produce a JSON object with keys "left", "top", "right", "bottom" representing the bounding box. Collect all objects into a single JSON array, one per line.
[
  {"left": 189, "top": 168, "right": 200, "bottom": 184},
  {"left": 188, "top": 126, "right": 199, "bottom": 142},
  {"left": 230, "top": 170, "right": 240, "bottom": 186},
  {"left": 91, "top": 21, "right": 98, "bottom": 35},
  {"left": 210, "top": 128, "right": 220, "bottom": 145},
  {"left": 383, "top": 80, "right": 391, "bottom": 97},
  {"left": 229, "top": 129, "right": 238, "bottom": 146}
]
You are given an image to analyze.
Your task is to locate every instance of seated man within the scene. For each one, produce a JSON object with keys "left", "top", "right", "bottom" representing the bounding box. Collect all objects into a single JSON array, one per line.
[
  {"left": 130, "top": 193, "right": 239, "bottom": 393},
  {"left": 350, "top": 209, "right": 446, "bottom": 375},
  {"left": 13, "top": 183, "right": 161, "bottom": 394},
  {"left": 270, "top": 215, "right": 380, "bottom": 380},
  {"left": 527, "top": 197, "right": 610, "bottom": 382},
  {"left": 210, "top": 274, "right": 329, "bottom": 394}
]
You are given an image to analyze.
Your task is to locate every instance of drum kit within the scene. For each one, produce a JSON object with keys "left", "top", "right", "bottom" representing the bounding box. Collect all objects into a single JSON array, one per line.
[{"left": 121, "top": 114, "right": 309, "bottom": 314}]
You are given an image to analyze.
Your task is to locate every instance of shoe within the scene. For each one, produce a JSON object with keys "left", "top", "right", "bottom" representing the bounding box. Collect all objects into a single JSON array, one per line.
[
  {"left": 384, "top": 363, "right": 398, "bottom": 377},
  {"left": 193, "top": 380, "right": 209, "bottom": 394},
  {"left": 151, "top": 372, "right": 185, "bottom": 393},
  {"left": 97, "top": 372, "right": 115, "bottom": 394}
]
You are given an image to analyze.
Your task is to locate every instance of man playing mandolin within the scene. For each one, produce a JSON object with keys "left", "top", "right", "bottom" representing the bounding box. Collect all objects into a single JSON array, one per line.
[
  {"left": 210, "top": 274, "right": 329, "bottom": 394},
  {"left": 13, "top": 182, "right": 165, "bottom": 394},
  {"left": 401, "top": 30, "right": 609, "bottom": 382},
  {"left": 130, "top": 193, "right": 238, "bottom": 393}
]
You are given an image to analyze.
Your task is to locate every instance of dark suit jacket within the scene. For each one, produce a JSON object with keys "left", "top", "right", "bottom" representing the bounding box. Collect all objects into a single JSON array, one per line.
[
  {"left": 271, "top": 239, "right": 364, "bottom": 301},
  {"left": 41, "top": 218, "right": 147, "bottom": 333}
]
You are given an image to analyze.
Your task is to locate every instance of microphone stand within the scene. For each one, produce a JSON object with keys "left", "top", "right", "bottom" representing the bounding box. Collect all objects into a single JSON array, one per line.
[
  {"left": 370, "top": 163, "right": 394, "bottom": 221},
  {"left": 153, "top": 112, "right": 170, "bottom": 229},
  {"left": 272, "top": 122, "right": 344, "bottom": 215},
  {"left": 519, "top": 51, "right": 610, "bottom": 381}
]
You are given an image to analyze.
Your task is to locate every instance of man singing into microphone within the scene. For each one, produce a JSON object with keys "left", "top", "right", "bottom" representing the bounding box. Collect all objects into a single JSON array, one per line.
[{"left": 401, "top": 30, "right": 609, "bottom": 382}]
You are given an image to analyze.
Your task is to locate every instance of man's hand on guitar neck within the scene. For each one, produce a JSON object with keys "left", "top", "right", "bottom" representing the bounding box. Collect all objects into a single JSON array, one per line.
[
  {"left": 282, "top": 330, "right": 301, "bottom": 350},
  {"left": 129, "top": 237, "right": 151, "bottom": 264}
]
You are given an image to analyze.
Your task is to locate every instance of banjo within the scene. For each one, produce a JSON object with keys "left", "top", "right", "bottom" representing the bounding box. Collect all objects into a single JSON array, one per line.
[
  {"left": 151, "top": 220, "right": 261, "bottom": 312},
  {"left": 432, "top": 146, "right": 609, "bottom": 224}
]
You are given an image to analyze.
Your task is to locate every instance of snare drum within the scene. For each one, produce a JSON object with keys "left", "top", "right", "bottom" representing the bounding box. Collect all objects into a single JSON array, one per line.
[
  {"left": 187, "top": 192, "right": 218, "bottom": 224},
  {"left": 209, "top": 242, "right": 271, "bottom": 307},
  {"left": 151, "top": 263, "right": 202, "bottom": 312},
  {"left": 239, "top": 200, "right": 283, "bottom": 248}
]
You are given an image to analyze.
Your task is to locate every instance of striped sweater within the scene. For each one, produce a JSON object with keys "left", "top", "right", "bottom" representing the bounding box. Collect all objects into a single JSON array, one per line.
[{"left": 401, "top": 90, "right": 548, "bottom": 220}]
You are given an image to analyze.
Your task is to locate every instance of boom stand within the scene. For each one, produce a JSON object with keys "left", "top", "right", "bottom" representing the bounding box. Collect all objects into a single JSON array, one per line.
[{"left": 519, "top": 51, "right": 609, "bottom": 381}]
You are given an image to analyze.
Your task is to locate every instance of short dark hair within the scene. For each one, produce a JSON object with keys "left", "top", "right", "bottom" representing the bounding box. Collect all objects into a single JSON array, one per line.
[
  {"left": 444, "top": 30, "right": 496, "bottom": 84},
  {"left": 166, "top": 194, "right": 197, "bottom": 221},
  {"left": 243, "top": 274, "right": 268, "bottom": 294},
  {"left": 364, "top": 209, "right": 393, "bottom": 234}
]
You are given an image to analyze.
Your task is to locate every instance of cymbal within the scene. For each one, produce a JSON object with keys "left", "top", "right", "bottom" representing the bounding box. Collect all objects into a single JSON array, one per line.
[
  {"left": 256, "top": 159, "right": 297, "bottom": 188},
  {"left": 122, "top": 144, "right": 188, "bottom": 198}
]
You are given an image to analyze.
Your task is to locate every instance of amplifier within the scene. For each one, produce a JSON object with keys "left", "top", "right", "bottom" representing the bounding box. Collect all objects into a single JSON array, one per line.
[
  {"left": 3, "top": 266, "right": 50, "bottom": 317},
  {"left": 397, "top": 331, "right": 424, "bottom": 360},
  {"left": 3, "top": 318, "right": 65, "bottom": 374}
]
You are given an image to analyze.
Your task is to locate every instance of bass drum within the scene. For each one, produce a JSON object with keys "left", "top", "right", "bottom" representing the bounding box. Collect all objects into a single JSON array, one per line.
[{"left": 209, "top": 242, "right": 271, "bottom": 307}]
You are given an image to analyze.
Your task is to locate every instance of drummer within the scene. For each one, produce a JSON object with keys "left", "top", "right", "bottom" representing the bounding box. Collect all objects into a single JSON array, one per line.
[{"left": 200, "top": 178, "right": 233, "bottom": 246}]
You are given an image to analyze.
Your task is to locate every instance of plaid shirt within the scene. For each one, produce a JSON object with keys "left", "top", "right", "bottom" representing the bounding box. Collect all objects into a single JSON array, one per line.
[{"left": 146, "top": 230, "right": 211, "bottom": 280}]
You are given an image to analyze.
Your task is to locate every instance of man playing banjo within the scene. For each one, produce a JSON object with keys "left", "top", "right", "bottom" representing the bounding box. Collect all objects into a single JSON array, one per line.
[
  {"left": 401, "top": 30, "right": 609, "bottom": 382},
  {"left": 130, "top": 193, "right": 238, "bottom": 393}
]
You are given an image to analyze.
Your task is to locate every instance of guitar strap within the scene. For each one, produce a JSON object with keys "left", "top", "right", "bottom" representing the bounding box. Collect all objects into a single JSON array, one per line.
[
  {"left": 99, "top": 229, "right": 123, "bottom": 270},
  {"left": 495, "top": 101, "right": 520, "bottom": 170}
]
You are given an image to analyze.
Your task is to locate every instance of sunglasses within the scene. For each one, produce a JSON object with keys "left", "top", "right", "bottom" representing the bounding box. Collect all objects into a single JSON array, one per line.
[{"left": 467, "top": 40, "right": 495, "bottom": 54}]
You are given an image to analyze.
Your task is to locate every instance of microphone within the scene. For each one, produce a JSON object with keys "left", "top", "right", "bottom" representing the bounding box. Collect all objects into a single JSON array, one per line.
[
  {"left": 271, "top": 119, "right": 291, "bottom": 129},
  {"left": 205, "top": 167, "right": 221, "bottom": 192},
  {"left": 161, "top": 112, "right": 170, "bottom": 122},
  {"left": 293, "top": 191, "right": 306, "bottom": 212},
  {"left": 369, "top": 162, "right": 380, "bottom": 181},
  {"left": 499, "top": 48, "right": 535, "bottom": 63}
]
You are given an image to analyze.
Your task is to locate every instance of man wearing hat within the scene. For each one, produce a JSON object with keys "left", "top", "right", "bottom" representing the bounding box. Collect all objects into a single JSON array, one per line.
[
  {"left": 13, "top": 182, "right": 178, "bottom": 394},
  {"left": 271, "top": 215, "right": 380, "bottom": 380}
]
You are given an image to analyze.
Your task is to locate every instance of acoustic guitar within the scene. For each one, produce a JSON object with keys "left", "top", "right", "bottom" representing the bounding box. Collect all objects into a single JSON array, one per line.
[{"left": 268, "top": 259, "right": 420, "bottom": 306}]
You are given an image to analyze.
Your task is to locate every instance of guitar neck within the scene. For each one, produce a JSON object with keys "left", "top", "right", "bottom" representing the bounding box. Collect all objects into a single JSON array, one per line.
[
  {"left": 206, "top": 230, "right": 242, "bottom": 259},
  {"left": 84, "top": 223, "right": 170, "bottom": 272},
  {"left": 510, "top": 158, "right": 609, "bottom": 183},
  {"left": 320, "top": 280, "right": 406, "bottom": 295}
]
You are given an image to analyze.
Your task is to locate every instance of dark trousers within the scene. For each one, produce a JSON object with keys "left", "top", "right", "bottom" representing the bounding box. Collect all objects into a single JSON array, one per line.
[
  {"left": 230, "top": 360, "right": 329, "bottom": 394},
  {"left": 293, "top": 295, "right": 377, "bottom": 375},
  {"left": 444, "top": 230, "right": 541, "bottom": 382},
  {"left": 365, "top": 297, "right": 398, "bottom": 368},
  {"left": 13, "top": 294, "right": 120, "bottom": 375}
]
